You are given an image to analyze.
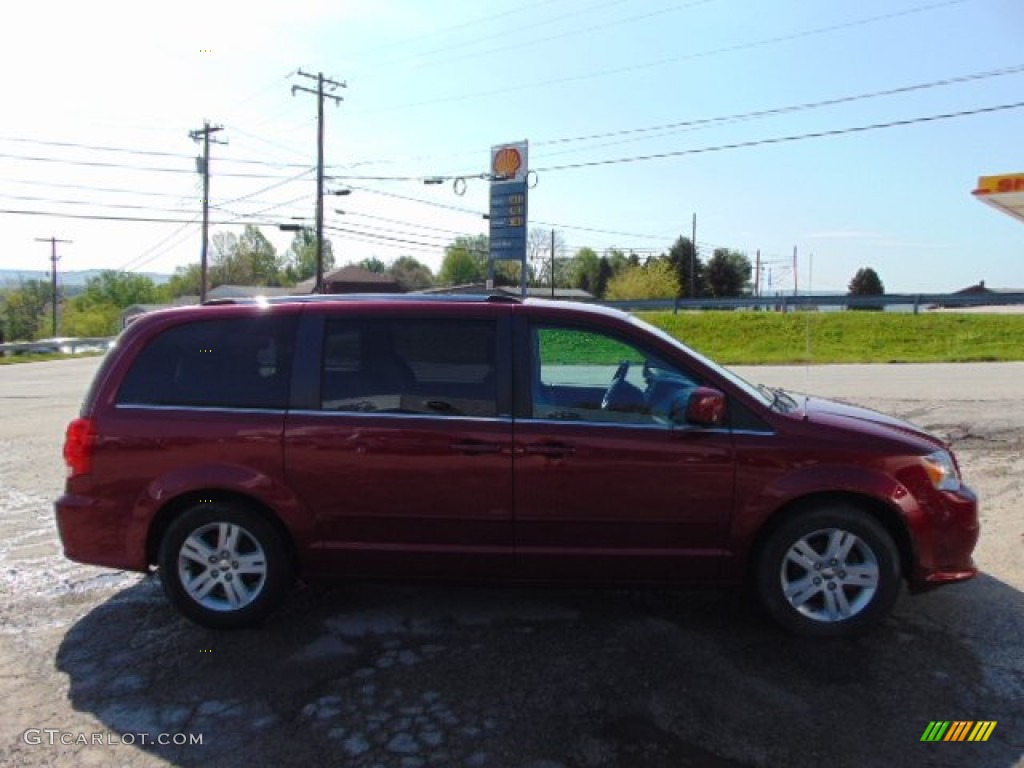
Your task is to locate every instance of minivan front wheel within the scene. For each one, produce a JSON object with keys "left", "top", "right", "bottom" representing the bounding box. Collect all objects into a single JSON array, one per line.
[
  {"left": 158, "top": 502, "right": 291, "bottom": 629},
  {"left": 756, "top": 504, "right": 901, "bottom": 637}
]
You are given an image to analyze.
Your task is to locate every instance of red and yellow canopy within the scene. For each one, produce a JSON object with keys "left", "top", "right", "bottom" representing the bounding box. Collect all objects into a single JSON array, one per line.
[{"left": 973, "top": 173, "right": 1024, "bottom": 224}]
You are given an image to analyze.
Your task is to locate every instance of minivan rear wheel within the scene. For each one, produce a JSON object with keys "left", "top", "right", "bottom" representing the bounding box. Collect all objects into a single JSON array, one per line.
[
  {"left": 158, "top": 502, "right": 291, "bottom": 629},
  {"left": 756, "top": 504, "right": 901, "bottom": 637}
]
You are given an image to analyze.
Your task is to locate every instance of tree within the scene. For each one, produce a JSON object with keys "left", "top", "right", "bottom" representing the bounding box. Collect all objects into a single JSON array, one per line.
[
  {"left": 705, "top": 248, "right": 752, "bottom": 297},
  {"left": 439, "top": 235, "right": 489, "bottom": 285},
  {"left": 663, "top": 236, "right": 704, "bottom": 298},
  {"left": 237, "top": 225, "right": 281, "bottom": 285},
  {"left": 210, "top": 231, "right": 245, "bottom": 283},
  {"left": 605, "top": 261, "right": 680, "bottom": 300},
  {"left": 166, "top": 263, "right": 202, "bottom": 299},
  {"left": 527, "top": 228, "right": 568, "bottom": 287},
  {"left": 848, "top": 267, "right": 885, "bottom": 310},
  {"left": 357, "top": 257, "right": 387, "bottom": 274},
  {"left": 1, "top": 280, "right": 52, "bottom": 340},
  {"left": 49, "top": 271, "right": 164, "bottom": 337},
  {"left": 388, "top": 256, "right": 434, "bottom": 292},
  {"left": 60, "top": 302, "right": 120, "bottom": 337},
  {"left": 79, "top": 270, "right": 160, "bottom": 309},
  {"left": 603, "top": 248, "right": 630, "bottom": 277},
  {"left": 283, "top": 227, "right": 335, "bottom": 283},
  {"left": 568, "top": 247, "right": 601, "bottom": 294},
  {"left": 848, "top": 267, "right": 884, "bottom": 296},
  {"left": 595, "top": 256, "right": 613, "bottom": 298}
]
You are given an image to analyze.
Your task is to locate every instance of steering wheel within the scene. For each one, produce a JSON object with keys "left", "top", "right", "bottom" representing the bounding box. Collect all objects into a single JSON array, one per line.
[{"left": 601, "top": 361, "right": 631, "bottom": 410}]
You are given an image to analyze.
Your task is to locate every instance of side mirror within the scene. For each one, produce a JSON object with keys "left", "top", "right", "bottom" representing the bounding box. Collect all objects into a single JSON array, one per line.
[{"left": 672, "top": 387, "right": 726, "bottom": 428}]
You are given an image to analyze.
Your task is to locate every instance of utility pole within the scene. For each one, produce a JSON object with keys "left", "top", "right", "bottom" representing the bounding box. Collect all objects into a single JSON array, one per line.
[
  {"left": 690, "top": 212, "right": 697, "bottom": 298},
  {"left": 793, "top": 245, "right": 799, "bottom": 296},
  {"left": 292, "top": 70, "right": 346, "bottom": 294},
  {"left": 550, "top": 229, "right": 556, "bottom": 298},
  {"left": 35, "top": 237, "right": 71, "bottom": 336},
  {"left": 754, "top": 249, "right": 761, "bottom": 297},
  {"left": 189, "top": 121, "right": 225, "bottom": 304}
]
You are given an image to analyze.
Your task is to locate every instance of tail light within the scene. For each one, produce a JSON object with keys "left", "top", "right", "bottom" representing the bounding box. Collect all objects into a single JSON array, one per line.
[{"left": 63, "top": 418, "right": 96, "bottom": 478}]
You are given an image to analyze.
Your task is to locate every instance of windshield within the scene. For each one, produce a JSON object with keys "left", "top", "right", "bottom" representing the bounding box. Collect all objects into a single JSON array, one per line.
[{"left": 629, "top": 314, "right": 774, "bottom": 408}]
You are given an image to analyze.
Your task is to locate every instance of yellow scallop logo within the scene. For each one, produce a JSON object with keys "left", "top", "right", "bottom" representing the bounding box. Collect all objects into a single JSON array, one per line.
[{"left": 493, "top": 147, "right": 522, "bottom": 178}]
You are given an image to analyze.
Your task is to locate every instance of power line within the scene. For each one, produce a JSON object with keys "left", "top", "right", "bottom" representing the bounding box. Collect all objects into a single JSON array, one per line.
[
  {"left": 327, "top": 219, "right": 453, "bottom": 245},
  {"left": 350, "top": 184, "right": 675, "bottom": 241},
  {"left": 4, "top": 56, "right": 1010, "bottom": 187},
  {"left": 330, "top": 62, "right": 1024, "bottom": 181},
  {"left": 0, "top": 192, "right": 203, "bottom": 216},
  {"left": 533, "top": 63, "right": 1024, "bottom": 149},
  {"left": 323, "top": 225, "right": 442, "bottom": 256},
  {"left": 0, "top": 152, "right": 300, "bottom": 179},
  {"left": 344, "top": 211, "right": 479, "bottom": 237},
  {"left": 0, "top": 208, "right": 290, "bottom": 226},
  {"left": 346, "top": 0, "right": 616, "bottom": 74},
  {"left": 0, "top": 134, "right": 313, "bottom": 169},
  {"left": 224, "top": 124, "right": 316, "bottom": 164},
  {"left": 118, "top": 217, "right": 201, "bottom": 272},
  {"left": 366, "top": 0, "right": 715, "bottom": 76},
  {"left": 533, "top": 100, "right": 1024, "bottom": 172},
  {"left": 217, "top": 167, "right": 315, "bottom": 206},
  {"left": 213, "top": 194, "right": 314, "bottom": 221},
  {"left": 0, "top": 176, "right": 205, "bottom": 200},
  {"left": 359, "top": 0, "right": 971, "bottom": 114}
]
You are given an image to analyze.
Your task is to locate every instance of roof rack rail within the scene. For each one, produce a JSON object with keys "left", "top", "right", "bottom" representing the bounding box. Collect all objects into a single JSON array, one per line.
[{"left": 199, "top": 292, "right": 522, "bottom": 306}]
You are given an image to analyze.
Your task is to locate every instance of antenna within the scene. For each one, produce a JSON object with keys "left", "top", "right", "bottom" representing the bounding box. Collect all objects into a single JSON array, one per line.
[{"left": 805, "top": 252, "right": 814, "bottom": 392}]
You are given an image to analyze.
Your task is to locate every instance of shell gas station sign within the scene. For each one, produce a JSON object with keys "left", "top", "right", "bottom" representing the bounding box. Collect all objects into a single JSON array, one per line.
[
  {"left": 972, "top": 172, "right": 1024, "bottom": 224},
  {"left": 489, "top": 141, "right": 529, "bottom": 268}
]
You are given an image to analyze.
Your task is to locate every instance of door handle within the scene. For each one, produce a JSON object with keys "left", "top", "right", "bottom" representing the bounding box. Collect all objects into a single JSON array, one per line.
[
  {"left": 524, "top": 443, "right": 576, "bottom": 458},
  {"left": 452, "top": 441, "right": 503, "bottom": 455}
]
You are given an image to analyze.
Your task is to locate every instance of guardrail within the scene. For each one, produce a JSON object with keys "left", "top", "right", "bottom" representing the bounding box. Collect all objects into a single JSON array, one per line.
[
  {"left": 605, "top": 292, "right": 1024, "bottom": 314},
  {"left": 0, "top": 337, "right": 114, "bottom": 357}
]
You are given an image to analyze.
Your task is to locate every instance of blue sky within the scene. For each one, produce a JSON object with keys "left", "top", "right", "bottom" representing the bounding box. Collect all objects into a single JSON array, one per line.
[{"left": 1, "top": 0, "right": 1022, "bottom": 292}]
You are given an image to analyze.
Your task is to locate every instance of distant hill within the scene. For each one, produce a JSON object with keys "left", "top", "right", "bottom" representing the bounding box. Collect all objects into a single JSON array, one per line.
[{"left": 0, "top": 269, "right": 171, "bottom": 288}]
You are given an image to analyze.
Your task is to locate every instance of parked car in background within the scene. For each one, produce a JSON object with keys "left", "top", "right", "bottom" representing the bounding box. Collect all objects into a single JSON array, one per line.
[{"left": 56, "top": 295, "right": 979, "bottom": 635}]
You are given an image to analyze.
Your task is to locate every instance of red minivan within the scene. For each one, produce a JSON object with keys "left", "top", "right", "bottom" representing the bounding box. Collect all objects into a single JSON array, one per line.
[{"left": 56, "top": 295, "right": 979, "bottom": 636}]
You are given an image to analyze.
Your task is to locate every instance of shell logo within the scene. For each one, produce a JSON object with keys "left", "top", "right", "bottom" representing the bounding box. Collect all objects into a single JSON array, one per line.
[{"left": 493, "top": 147, "right": 522, "bottom": 178}]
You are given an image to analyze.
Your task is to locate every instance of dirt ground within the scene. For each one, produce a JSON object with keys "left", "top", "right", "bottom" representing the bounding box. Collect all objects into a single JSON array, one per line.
[{"left": 0, "top": 357, "right": 1021, "bottom": 768}]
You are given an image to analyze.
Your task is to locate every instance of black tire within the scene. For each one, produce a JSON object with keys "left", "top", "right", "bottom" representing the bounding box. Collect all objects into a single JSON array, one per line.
[
  {"left": 157, "top": 501, "right": 292, "bottom": 629},
  {"left": 755, "top": 503, "right": 901, "bottom": 637}
]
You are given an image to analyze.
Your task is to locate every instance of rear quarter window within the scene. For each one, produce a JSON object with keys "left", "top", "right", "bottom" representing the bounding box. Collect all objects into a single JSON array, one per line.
[{"left": 117, "top": 315, "right": 298, "bottom": 410}]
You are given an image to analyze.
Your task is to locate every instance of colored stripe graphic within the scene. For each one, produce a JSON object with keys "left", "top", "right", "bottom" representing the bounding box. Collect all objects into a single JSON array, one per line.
[
  {"left": 945, "top": 721, "right": 973, "bottom": 741},
  {"left": 921, "top": 721, "right": 950, "bottom": 741},
  {"left": 968, "top": 722, "right": 997, "bottom": 742},
  {"left": 921, "top": 721, "right": 997, "bottom": 742}
]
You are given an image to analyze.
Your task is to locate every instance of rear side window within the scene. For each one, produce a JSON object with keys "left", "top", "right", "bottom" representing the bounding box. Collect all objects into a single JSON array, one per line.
[
  {"left": 321, "top": 318, "right": 497, "bottom": 417},
  {"left": 117, "top": 315, "right": 297, "bottom": 409}
]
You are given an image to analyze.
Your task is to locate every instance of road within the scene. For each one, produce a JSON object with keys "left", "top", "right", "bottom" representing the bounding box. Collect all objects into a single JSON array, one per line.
[{"left": 0, "top": 357, "right": 1021, "bottom": 768}]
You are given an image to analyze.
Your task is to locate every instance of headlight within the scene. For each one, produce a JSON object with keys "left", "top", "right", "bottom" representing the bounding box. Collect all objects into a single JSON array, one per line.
[{"left": 921, "top": 450, "right": 961, "bottom": 492}]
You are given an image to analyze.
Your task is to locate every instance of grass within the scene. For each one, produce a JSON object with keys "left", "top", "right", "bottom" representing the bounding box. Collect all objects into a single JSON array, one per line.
[
  {"left": 639, "top": 311, "right": 1024, "bottom": 365},
  {"left": 4, "top": 314, "right": 1023, "bottom": 367},
  {"left": 0, "top": 351, "right": 104, "bottom": 366}
]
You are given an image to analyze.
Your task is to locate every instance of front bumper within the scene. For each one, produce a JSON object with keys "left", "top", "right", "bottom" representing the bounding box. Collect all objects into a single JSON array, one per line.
[{"left": 907, "top": 484, "right": 979, "bottom": 591}]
